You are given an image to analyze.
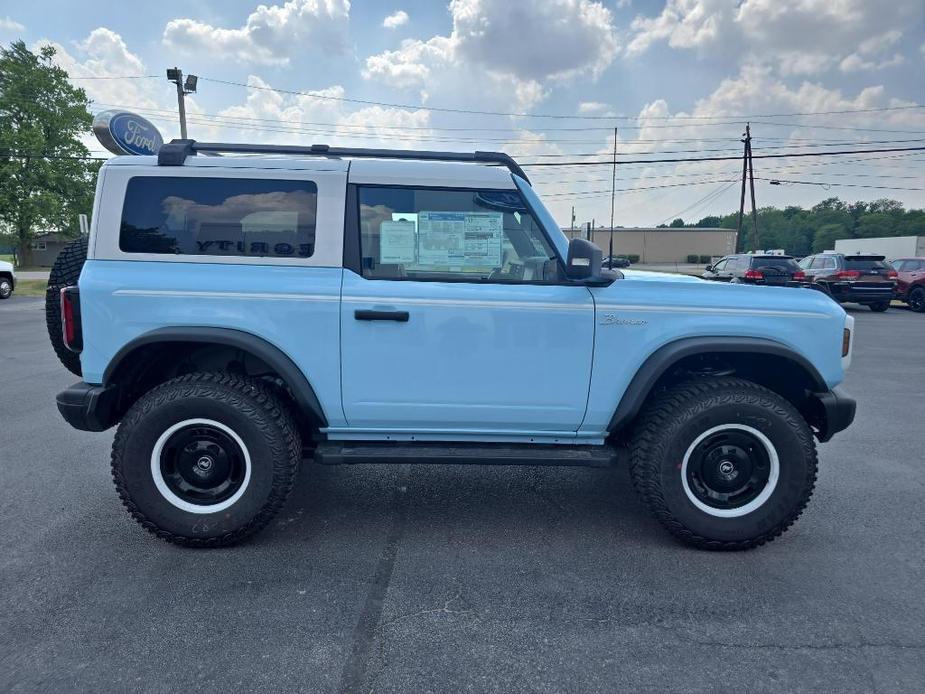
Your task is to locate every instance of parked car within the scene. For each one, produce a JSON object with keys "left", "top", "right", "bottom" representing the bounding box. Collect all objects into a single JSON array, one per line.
[
  {"left": 0, "top": 259, "right": 15, "bottom": 299},
  {"left": 604, "top": 255, "right": 631, "bottom": 268},
  {"left": 702, "top": 254, "right": 806, "bottom": 286},
  {"left": 50, "top": 140, "right": 856, "bottom": 551},
  {"left": 797, "top": 253, "right": 896, "bottom": 311},
  {"left": 890, "top": 257, "right": 925, "bottom": 312}
]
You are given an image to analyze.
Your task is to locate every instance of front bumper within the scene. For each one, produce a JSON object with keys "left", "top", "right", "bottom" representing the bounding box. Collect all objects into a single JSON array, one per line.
[
  {"left": 807, "top": 387, "right": 856, "bottom": 443},
  {"left": 56, "top": 381, "right": 120, "bottom": 432}
]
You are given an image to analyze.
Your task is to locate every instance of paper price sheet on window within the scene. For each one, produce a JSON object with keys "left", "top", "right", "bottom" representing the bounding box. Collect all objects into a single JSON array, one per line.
[{"left": 413, "top": 211, "right": 503, "bottom": 271}]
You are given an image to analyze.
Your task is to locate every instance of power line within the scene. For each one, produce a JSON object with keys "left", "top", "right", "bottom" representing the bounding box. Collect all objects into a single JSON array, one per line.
[
  {"left": 759, "top": 177, "right": 925, "bottom": 192},
  {"left": 517, "top": 145, "right": 925, "bottom": 167},
  {"left": 198, "top": 77, "right": 925, "bottom": 121},
  {"left": 67, "top": 75, "right": 160, "bottom": 80},
  {"left": 657, "top": 180, "right": 740, "bottom": 226}
]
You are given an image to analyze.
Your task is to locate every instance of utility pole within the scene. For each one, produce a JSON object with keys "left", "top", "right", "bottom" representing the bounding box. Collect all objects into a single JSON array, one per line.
[
  {"left": 591, "top": 218, "right": 595, "bottom": 242},
  {"left": 746, "top": 124, "right": 760, "bottom": 251},
  {"left": 166, "top": 67, "right": 198, "bottom": 139},
  {"left": 736, "top": 123, "right": 760, "bottom": 252},
  {"left": 608, "top": 126, "right": 617, "bottom": 269},
  {"left": 570, "top": 206, "right": 576, "bottom": 230}
]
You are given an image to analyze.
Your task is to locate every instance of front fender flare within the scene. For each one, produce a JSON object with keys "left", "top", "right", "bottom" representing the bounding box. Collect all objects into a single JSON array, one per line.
[{"left": 606, "top": 336, "right": 827, "bottom": 434}]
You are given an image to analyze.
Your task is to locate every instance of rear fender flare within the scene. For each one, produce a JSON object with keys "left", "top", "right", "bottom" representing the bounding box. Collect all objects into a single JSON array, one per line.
[{"left": 103, "top": 327, "right": 328, "bottom": 427}]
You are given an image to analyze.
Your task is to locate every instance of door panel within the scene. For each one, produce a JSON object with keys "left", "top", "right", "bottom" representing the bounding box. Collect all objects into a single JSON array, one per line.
[{"left": 340, "top": 271, "right": 595, "bottom": 431}]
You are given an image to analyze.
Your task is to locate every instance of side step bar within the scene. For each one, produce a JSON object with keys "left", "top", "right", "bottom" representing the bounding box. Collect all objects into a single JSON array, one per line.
[{"left": 314, "top": 442, "right": 618, "bottom": 467}]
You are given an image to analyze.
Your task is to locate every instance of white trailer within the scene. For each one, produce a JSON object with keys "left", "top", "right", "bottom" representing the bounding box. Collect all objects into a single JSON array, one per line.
[{"left": 834, "top": 235, "right": 925, "bottom": 259}]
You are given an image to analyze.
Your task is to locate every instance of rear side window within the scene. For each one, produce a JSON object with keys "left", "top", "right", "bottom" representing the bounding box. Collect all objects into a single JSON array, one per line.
[
  {"left": 120, "top": 177, "right": 317, "bottom": 258},
  {"left": 844, "top": 257, "right": 889, "bottom": 271}
]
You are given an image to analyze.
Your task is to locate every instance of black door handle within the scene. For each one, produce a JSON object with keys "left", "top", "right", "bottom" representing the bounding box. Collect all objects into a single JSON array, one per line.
[{"left": 354, "top": 309, "right": 409, "bottom": 322}]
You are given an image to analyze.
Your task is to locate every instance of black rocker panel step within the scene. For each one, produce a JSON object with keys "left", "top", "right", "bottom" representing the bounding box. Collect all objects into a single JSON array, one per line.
[{"left": 314, "top": 442, "right": 618, "bottom": 467}]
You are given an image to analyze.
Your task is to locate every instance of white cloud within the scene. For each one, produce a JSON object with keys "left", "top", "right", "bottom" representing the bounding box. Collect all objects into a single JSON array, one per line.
[
  {"left": 578, "top": 101, "right": 610, "bottom": 113},
  {"left": 0, "top": 16, "right": 24, "bottom": 32},
  {"left": 40, "top": 28, "right": 161, "bottom": 111},
  {"left": 162, "top": 0, "right": 351, "bottom": 66},
  {"left": 627, "top": 0, "right": 923, "bottom": 77},
  {"left": 215, "top": 74, "right": 432, "bottom": 149},
  {"left": 382, "top": 10, "right": 409, "bottom": 29},
  {"left": 363, "top": 0, "right": 616, "bottom": 114},
  {"left": 450, "top": 0, "right": 617, "bottom": 81},
  {"left": 839, "top": 30, "right": 904, "bottom": 72},
  {"left": 626, "top": 0, "right": 729, "bottom": 56}
]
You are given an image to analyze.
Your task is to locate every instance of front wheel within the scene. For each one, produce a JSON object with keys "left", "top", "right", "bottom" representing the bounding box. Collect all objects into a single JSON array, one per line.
[
  {"left": 0, "top": 277, "right": 12, "bottom": 299},
  {"left": 908, "top": 286, "right": 925, "bottom": 313},
  {"left": 629, "top": 378, "right": 817, "bottom": 550},
  {"left": 111, "top": 372, "right": 302, "bottom": 547}
]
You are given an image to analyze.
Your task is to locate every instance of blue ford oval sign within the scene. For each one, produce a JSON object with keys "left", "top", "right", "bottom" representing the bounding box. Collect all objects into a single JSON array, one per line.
[{"left": 93, "top": 110, "right": 164, "bottom": 156}]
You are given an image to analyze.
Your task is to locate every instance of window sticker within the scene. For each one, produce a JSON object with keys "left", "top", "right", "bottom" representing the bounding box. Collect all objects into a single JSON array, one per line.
[
  {"left": 380, "top": 220, "right": 417, "bottom": 264},
  {"left": 416, "top": 211, "right": 503, "bottom": 270}
]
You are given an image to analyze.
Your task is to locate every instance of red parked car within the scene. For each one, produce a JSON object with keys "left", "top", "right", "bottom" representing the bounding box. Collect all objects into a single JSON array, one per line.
[{"left": 890, "top": 257, "right": 925, "bottom": 312}]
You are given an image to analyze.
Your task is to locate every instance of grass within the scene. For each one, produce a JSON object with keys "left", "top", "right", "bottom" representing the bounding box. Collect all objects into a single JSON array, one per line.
[
  {"left": 11, "top": 279, "right": 47, "bottom": 297},
  {"left": 0, "top": 254, "right": 13, "bottom": 265}
]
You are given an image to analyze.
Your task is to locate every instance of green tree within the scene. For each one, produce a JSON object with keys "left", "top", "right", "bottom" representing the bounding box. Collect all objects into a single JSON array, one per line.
[
  {"left": 0, "top": 40, "right": 97, "bottom": 266},
  {"left": 669, "top": 217, "right": 685, "bottom": 227},
  {"left": 812, "top": 223, "right": 846, "bottom": 253}
]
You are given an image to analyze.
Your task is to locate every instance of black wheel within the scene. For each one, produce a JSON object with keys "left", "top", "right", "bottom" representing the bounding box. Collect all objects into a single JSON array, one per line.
[
  {"left": 869, "top": 301, "right": 890, "bottom": 312},
  {"left": 908, "top": 286, "right": 925, "bottom": 313},
  {"left": 111, "top": 372, "right": 302, "bottom": 547},
  {"left": 45, "top": 236, "right": 88, "bottom": 376},
  {"left": 0, "top": 277, "right": 12, "bottom": 299},
  {"left": 629, "top": 377, "right": 817, "bottom": 551}
]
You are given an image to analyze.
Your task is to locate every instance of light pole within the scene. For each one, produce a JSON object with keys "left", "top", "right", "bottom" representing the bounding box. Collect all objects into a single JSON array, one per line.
[{"left": 166, "top": 68, "right": 198, "bottom": 140}]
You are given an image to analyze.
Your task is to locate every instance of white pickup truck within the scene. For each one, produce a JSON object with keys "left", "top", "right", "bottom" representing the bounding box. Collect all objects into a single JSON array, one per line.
[{"left": 0, "top": 259, "right": 16, "bottom": 299}]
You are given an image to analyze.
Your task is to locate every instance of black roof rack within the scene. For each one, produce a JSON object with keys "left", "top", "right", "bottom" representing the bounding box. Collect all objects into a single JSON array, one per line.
[{"left": 156, "top": 139, "right": 530, "bottom": 183}]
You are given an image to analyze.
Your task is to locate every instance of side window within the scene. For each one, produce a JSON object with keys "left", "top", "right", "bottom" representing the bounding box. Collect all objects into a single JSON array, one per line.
[
  {"left": 356, "top": 186, "right": 560, "bottom": 282},
  {"left": 823, "top": 256, "right": 837, "bottom": 269},
  {"left": 711, "top": 258, "right": 727, "bottom": 271},
  {"left": 120, "top": 176, "right": 317, "bottom": 259},
  {"left": 798, "top": 256, "right": 813, "bottom": 269},
  {"left": 892, "top": 260, "right": 907, "bottom": 271}
]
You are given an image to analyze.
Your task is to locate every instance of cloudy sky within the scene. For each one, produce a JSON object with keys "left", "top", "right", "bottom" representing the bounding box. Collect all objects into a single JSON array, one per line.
[{"left": 2, "top": 0, "right": 924, "bottom": 227}]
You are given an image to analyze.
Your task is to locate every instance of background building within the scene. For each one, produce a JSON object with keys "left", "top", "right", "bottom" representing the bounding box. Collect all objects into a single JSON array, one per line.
[
  {"left": 28, "top": 232, "right": 73, "bottom": 267},
  {"left": 833, "top": 235, "right": 925, "bottom": 259},
  {"left": 563, "top": 227, "right": 738, "bottom": 264}
]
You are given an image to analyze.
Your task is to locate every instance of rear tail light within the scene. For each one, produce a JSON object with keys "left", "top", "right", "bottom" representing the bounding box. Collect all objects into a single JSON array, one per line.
[
  {"left": 842, "top": 327, "right": 851, "bottom": 357},
  {"left": 60, "top": 286, "right": 83, "bottom": 352},
  {"left": 834, "top": 270, "right": 861, "bottom": 280},
  {"left": 886, "top": 270, "right": 898, "bottom": 279},
  {"left": 743, "top": 269, "right": 763, "bottom": 279},
  {"left": 792, "top": 270, "right": 806, "bottom": 280}
]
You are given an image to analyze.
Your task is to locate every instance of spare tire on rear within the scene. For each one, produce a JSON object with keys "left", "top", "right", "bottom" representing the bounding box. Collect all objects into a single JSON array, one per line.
[{"left": 46, "top": 236, "right": 88, "bottom": 376}]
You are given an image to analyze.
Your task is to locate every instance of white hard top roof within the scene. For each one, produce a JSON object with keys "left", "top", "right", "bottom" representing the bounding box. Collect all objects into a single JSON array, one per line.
[{"left": 104, "top": 154, "right": 518, "bottom": 189}]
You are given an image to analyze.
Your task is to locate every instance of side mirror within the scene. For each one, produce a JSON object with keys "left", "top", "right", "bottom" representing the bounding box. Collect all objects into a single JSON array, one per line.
[
  {"left": 566, "top": 238, "right": 603, "bottom": 281},
  {"left": 705, "top": 265, "right": 713, "bottom": 272}
]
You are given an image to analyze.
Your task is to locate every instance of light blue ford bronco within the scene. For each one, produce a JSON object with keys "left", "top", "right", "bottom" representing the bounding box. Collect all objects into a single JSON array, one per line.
[{"left": 51, "top": 140, "right": 856, "bottom": 550}]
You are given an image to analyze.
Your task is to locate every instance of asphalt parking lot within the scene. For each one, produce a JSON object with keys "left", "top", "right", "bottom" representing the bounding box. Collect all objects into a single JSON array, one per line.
[{"left": 1, "top": 295, "right": 924, "bottom": 693}]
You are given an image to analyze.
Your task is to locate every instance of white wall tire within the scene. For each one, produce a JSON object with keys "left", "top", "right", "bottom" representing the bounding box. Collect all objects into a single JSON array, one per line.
[
  {"left": 629, "top": 377, "right": 818, "bottom": 550},
  {"left": 111, "top": 373, "right": 301, "bottom": 547}
]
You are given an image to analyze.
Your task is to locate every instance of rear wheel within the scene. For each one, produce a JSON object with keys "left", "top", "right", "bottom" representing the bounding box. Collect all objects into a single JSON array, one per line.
[
  {"left": 111, "top": 372, "right": 301, "bottom": 547},
  {"left": 869, "top": 301, "right": 890, "bottom": 312},
  {"left": 908, "top": 286, "right": 925, "bottom": 313},
  {"left": 629, "top": 378, "right": 817, "bottom": 550},
  {"left": 46, "top": 236, "right": 88, "bottom": 375}
]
